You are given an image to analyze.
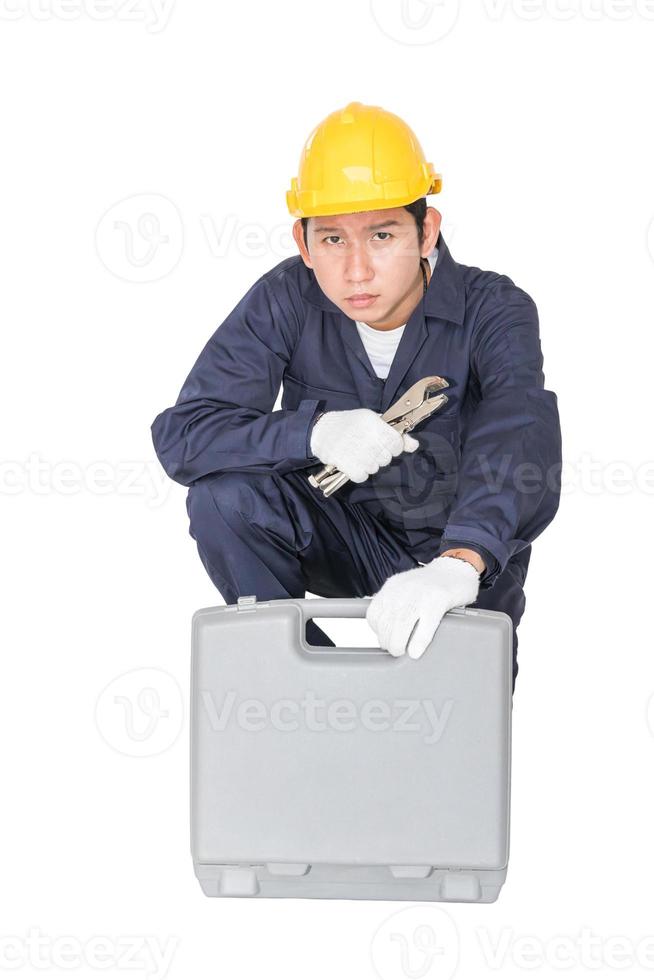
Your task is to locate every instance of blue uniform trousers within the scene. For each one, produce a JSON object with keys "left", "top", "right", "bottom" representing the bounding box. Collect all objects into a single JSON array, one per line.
[{"left": 186, "top": 468, "right": 528, "bottom": 692}]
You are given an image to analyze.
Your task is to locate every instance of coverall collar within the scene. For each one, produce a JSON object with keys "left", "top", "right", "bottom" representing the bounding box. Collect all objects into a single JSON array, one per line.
[{"left": 300, "top": 230, "right": 466, "bottom": 326}]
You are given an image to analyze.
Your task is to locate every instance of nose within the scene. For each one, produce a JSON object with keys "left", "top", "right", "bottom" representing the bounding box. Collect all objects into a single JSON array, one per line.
[{"left": 344, "top": 243, "right": 374, "bottom": 285}]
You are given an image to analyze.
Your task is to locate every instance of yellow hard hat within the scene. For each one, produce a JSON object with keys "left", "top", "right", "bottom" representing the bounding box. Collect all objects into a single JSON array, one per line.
[{"left": 286, "top": 101, "right": 441, "bottom": 218}]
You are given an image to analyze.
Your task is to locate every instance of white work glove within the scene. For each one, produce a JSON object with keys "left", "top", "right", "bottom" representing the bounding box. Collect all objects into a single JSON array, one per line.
[
  {"left": 366, "top": 556, "right": 481, "bottom": 659},
  {"left": 310, "top": 408, "right": 419, "bottom": 484}
]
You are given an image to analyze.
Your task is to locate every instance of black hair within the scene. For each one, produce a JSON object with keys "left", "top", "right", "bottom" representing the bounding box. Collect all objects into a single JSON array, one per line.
[{"left": 301, "top": 196, "right": 427, "bottom": 250}]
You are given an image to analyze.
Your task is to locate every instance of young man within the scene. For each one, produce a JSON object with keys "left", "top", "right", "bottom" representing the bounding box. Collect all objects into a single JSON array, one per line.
[{"left": 151, "top": 101, "right": 561, "bottom": 690}]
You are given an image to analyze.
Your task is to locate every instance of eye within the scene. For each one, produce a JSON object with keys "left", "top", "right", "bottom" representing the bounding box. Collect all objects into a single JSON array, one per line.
[
  {"left": 373, "top": 232, "right": 393, "bottom": 241},
  {"left": 322, "top": 236, "right": 342, "bottom": 245}
]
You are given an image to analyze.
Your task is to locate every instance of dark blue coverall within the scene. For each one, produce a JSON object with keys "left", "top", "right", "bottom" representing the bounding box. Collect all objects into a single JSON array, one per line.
[{"left": 151, "top": 231, "right": 562, "bottom": 689}]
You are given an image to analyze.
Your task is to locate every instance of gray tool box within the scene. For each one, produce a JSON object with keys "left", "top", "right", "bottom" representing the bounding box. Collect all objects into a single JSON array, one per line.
[{"left": 190, "top": 596, "right": 513, "bottom": 903}]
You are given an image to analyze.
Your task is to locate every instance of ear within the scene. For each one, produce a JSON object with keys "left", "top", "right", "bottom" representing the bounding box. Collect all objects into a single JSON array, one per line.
[
  {"left": 421, "top": 207, "right": 442, "bottom": 257},
  {"left": 292, "top": 219, "right": 313, "bottom": 268}
]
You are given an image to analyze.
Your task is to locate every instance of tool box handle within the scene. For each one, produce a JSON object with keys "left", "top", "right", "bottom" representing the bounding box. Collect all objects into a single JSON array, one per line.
[
  {"left": 291, "top": 596, "right": 387, "bottom": 658},
  {"left": 293, "top": 597, "right": 371, "bottom": 621},
  {"left": 289, "top": 598, "right": 471, "bottom": 659}
]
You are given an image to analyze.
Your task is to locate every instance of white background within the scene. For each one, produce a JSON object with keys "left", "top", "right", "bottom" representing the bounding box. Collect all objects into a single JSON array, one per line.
[{"left": 2, "top": 1, "right": 654, "bottom": 977}]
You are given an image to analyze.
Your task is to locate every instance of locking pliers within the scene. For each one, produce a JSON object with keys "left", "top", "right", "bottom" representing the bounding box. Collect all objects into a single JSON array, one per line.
[{"left": 307, "top": 375, "right": 450, "bottom": 497}]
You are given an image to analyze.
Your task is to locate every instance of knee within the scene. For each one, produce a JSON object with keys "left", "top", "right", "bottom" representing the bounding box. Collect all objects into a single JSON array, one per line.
[{"left": 187, "top": 470, "right": 277, "bottom": 535}]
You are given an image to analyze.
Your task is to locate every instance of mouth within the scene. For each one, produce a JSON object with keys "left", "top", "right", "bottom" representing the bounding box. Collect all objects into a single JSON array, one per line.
[{"left": 346, "top": 294, "right": 378, "bottom": 307}]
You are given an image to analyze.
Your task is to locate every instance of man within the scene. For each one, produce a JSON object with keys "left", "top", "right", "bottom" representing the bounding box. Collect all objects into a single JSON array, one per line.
[{"left": 151, "top": 101, "right": 562, "bottom": 690}]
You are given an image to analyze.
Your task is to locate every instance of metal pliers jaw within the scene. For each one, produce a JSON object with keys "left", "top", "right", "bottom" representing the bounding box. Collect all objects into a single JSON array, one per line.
[{"left": 308, "top": 375, "right": 450, "bottom": 497}]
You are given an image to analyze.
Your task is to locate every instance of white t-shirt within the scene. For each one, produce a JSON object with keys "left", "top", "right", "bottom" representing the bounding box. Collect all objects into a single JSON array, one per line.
[{"left": 355, "top": 247, "right": 438, "bottom": 380}]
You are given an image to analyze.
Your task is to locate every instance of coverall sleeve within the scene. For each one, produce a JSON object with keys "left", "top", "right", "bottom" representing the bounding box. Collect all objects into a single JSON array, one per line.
[
  {"left": 437, "top": 280, "right": 562, "bottom": 589},
  {"left": 150, "top": 276, "right": 324, "bottom": 486}
]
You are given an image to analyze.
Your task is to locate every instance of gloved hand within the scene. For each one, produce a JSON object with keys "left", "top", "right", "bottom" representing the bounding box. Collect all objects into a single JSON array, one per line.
[
  {"left": 310, "top": 408, "right": 419, "bottom": 484},
  {"left": 366, "top": 556, "right": 481, "bottom": 659}
]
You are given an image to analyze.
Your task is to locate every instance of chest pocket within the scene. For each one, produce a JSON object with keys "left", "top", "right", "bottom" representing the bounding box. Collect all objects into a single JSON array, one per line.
[{"left": 281, "top": 372, "right": 361, "bottom": 411}]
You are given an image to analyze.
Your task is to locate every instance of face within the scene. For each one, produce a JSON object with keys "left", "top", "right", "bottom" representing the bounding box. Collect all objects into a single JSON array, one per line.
[{"left": 292, "top": 205, "right": 441, "bottom": 330}]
